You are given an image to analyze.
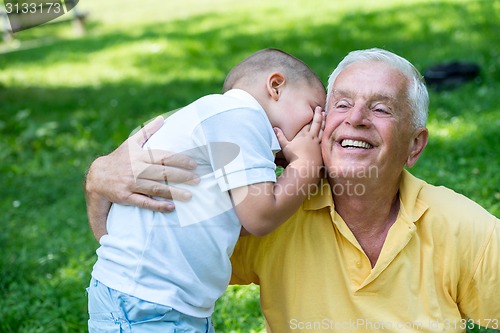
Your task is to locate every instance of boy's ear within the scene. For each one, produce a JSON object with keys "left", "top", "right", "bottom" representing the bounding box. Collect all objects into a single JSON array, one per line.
[{"left": 266, "top": 72, "right": 286, "bottom": 101}]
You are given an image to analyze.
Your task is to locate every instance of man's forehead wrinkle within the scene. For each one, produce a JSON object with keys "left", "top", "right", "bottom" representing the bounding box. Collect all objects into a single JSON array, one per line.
[
  {"left": 331, "top": 89, "right": 397, "bottom": 103},
  {"left": 331, "top": 89, "right": 354, "bottom": 99}
]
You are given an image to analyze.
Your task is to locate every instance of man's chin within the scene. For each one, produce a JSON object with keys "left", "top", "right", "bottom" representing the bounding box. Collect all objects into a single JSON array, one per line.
[{"left": 325, "top": 163, "right": 379, "bottom": 180}]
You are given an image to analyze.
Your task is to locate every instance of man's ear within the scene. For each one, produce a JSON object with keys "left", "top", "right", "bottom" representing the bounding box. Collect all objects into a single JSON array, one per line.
[
  {"left": 406, "top": 128, "right": 428, "bottom": 168},
  {"left": 266, "top": 72, "right": 286, "bottom": 101}
]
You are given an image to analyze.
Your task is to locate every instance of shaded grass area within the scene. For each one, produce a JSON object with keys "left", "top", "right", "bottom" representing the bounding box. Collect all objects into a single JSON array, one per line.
[{"left": 1, "top": 0, "right": 499, "bottom": 332}]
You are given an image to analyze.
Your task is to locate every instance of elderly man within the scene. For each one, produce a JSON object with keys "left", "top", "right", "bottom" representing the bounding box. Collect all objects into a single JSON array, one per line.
[{"left": 85, "top": 49, "right": 499, "bottom": 332}]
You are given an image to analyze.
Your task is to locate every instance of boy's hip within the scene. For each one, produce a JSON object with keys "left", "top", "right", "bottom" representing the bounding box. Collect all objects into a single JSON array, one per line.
[{"left": 86, "top": 277, "right": 215, "bottom": 333}]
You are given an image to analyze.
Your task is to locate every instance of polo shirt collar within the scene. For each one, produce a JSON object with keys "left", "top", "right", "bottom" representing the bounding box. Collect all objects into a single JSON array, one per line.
[
  {"left": 302, "top": 170, "right": 429, "bottom": 224},
  {"left": 303, "top": 178, "right": 334, "bottom": 211},
  {"left": 398, "top": 169, "right": 429, "bottom": 224}
]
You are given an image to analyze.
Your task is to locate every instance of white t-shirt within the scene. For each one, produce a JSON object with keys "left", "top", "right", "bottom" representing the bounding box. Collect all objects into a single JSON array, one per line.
[{"left": 91, "top": 89, "right": 280, "bottom": 317}]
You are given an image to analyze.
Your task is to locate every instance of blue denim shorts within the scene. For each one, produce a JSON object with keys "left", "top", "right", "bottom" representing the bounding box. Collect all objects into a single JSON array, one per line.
[{"left": 86, "top": 278, "right": 215, "bottom": 333}]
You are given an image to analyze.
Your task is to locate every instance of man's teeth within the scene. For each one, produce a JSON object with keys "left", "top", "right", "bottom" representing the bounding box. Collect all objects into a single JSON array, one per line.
[{"left": 341, "top": 139, "right": 372, "bottom": 149}]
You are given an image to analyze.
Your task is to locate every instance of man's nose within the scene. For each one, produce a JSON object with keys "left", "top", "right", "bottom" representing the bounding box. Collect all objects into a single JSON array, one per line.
[{"left": 345, "top": 106, "right": 371, "bottom": 127}]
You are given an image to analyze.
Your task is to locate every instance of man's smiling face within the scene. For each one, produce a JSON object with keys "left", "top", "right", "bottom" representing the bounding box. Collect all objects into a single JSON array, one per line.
[{"left": 321, "top": 60, "right": 417, "bottom": 181}]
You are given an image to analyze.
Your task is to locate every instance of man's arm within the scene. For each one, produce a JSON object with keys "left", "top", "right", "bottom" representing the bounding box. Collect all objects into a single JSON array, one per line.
[{"left": 84, "top": 116, "right": 199, "bottom": 241}]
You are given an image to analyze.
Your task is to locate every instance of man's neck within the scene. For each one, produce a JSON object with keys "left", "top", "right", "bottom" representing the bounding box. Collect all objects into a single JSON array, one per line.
[{"left": 329, "top": 175, "right": 401, "bottom": 267}]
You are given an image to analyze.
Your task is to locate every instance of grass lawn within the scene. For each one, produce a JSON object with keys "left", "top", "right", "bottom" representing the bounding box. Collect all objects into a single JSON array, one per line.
[{"left": 1, "top": 0, "right": 499, "bottom": 332}]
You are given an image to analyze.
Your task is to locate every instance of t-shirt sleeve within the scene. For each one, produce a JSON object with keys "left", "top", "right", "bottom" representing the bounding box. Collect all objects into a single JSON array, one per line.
[{"left": 196, "top": 107, "right": 280, "bottom": 192}]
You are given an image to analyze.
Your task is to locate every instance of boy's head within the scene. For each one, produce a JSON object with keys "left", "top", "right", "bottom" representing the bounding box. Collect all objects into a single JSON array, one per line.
[{"left": 224, "top": 48, "right": 326, "bottom": 140}]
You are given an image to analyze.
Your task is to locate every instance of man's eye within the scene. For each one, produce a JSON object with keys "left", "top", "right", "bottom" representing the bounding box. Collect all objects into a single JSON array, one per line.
[
  {"left": 372, "top": 105, "right": 391, "bottom": 115},
  {"left": 335, "top": 102, "right": 349, "bottom": 111}
]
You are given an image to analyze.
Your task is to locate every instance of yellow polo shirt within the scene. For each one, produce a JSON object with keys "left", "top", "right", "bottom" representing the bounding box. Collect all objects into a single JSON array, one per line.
[{"left": 230, "top": 170, "right": 500, "bottom": 332}]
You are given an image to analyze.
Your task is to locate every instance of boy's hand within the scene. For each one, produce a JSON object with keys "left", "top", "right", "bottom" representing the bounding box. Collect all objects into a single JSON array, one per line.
[
  {"left": 232, "top": 107, "right": 325, "bottom": 237},
  {"left": 273, "top": 106, "right": 325, "bottom": 167}
]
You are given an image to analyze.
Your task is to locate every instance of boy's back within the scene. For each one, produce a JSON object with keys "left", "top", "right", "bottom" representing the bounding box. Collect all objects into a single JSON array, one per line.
[{"left": 92, "top": 88, "right": 280, "bottom": 317}]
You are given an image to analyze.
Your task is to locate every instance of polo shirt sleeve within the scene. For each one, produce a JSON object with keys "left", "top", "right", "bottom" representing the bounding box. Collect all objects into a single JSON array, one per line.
[
  {"left": 196, "top": 107, "right": 279, "bottom": 192},
  {"left": 230, "top": 236, "right": 261, "bottom": 285},
  {"left": 458, "top": 216, "right": 500, "bottom": 324}
]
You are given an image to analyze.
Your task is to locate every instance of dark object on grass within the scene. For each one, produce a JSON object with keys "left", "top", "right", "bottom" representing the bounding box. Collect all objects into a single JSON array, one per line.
[{"left": 423, "top": 62, "right": 480, "bottom": 91}]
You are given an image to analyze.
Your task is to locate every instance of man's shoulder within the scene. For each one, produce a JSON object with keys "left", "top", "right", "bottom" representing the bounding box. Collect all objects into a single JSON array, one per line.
[
  {"left": 418, "top": 180, "right": 494, "bottom": 220},
  {"left": 402, "top": 173, "right": 498, "bottom": 263},
  {"left": 402, "top": 170, "right": 494, "bottom": 221},
  {"left": 412, "top": 176, "right": 498, "bottom": 243}
]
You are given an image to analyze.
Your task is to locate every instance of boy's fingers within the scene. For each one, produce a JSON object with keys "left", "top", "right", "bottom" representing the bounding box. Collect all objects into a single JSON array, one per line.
[
  {"left": 318, "top": 111, "right": 326, "bottom": 141},
  {"left": 274, "top": 127, "right": 289, "bottom": 149},
  {"left": 309, "top": 107, "right": 323, "bottom": 135}
]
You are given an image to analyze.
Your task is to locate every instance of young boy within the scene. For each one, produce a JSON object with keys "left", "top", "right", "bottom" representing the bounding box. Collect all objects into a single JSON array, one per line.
[{"left": 87, "top": 48, "right": 326, "bottom": 332}]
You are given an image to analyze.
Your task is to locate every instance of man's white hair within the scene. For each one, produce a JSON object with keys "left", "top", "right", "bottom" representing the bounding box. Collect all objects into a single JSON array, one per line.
[{"left": 326, "top": 48, "right": 429, "bottom": 129}]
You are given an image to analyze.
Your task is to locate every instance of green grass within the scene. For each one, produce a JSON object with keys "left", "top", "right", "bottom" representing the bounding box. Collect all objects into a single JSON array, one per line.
[{"left": 1, "top": 0, "right": 499, "bottom": 332}]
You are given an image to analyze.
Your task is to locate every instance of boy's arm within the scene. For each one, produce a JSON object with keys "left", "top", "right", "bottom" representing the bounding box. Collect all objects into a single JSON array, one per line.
[{"left": 231, "top": 107, "right": 324, "bottom": 236}]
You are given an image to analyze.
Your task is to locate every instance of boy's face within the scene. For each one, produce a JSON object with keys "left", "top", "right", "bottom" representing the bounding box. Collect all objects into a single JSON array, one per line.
[{"left": 273, "top": 83, "right": 326, "bottom": 140}]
